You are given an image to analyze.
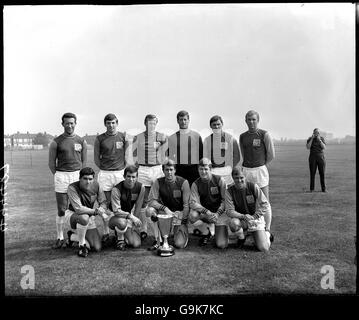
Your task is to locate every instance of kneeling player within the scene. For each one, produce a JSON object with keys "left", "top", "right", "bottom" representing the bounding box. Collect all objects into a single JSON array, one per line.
[
  {"left": 65, "top": 167, "right": 108, "bottom": 257},
  {"left": 189, "top": 158, "right": 228, "bottom": 248},
  {"left": 110, "top": 165, "right": 145, "bottom": 250},
  {"left": 146, "top": 159, "right": 190, "bottom": 250},
  {"left": 226, "top": 167, "right": 273, "bottom": 252}
]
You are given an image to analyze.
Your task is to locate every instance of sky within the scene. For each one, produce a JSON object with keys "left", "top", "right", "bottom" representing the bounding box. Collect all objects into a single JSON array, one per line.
[{"left": 3, "top": 3, "right": 355, "bottom": 140}]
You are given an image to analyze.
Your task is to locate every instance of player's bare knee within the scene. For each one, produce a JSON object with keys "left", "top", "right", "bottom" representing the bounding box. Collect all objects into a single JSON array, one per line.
[
  {"left": 189, "top": 210, "right": 199, "bottom": 223},
  {"left": 116, "top": 218, "right": 127, "bottom": 230},
  {"left": 257, "top": 243, "right": 270, "bottom": 253},
  {"left": 216, "top": 237, "right": 228, "bottom": 249},
  {"left": 174, "top": 236, "right": 186, "bottom": 249},
  {"left": 229, "top": 218, "right": 241, "bottom": 232},
  {"left": 92, "top": 243, "right": 102, "bottom": 252},
  {"left": 78, "top": 214, "right": 90, "bottom": 225}
]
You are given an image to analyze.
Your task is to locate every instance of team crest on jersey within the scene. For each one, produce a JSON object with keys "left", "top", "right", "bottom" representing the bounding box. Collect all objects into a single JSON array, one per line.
[
  {"left": 131, "top": 193, "right": 138, "bottom": 201},
  {"left": 74, "top": 143, "right": 82, "bottom": 152},
  {"left": 154, "top": 141, "right": 161, "bottom": 149},
  {"left": 246, "top": 195, "right": 255, "bottom": 204},
  {"left": 220, "top": 142, "right": 228, "bottom": 150},
  {"left": 173, "top": 190, "right": 182, "bottom": 198},
  {"left": 252, "top": 139, "right": 261, "bottom": 147},
  {"left": 116, "top": 141, "right": 123, "bottom": 149},
  {"left": 210, "top": 187, "right": 219, "bottom": 195}
]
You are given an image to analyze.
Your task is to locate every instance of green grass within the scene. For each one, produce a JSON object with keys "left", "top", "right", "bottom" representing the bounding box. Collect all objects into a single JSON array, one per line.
[{"left": 4, "top": 144, "right": 356, "bottom": 295}]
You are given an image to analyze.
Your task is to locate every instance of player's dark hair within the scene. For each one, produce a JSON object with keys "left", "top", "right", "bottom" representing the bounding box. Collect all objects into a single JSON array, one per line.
[
  {"left": 231, "top": 166, "right": 244, "bottom": 177},
  {"left": 104, "top": 113, "right": 118, "bottom": 125},
  {"left": 62, "top": 112, "right": 77, "bottom": 124},
  {"left": 79, "top": 167, "right": 95, "bottom": 178},
  {"left": 198, "top": 157, "right": 212, "bottom": 168},
  {"left": 162, "top": 158, "right": 176, "bottom": 171},
  {"left": 209, "top": 115, "right": 223, "bottom": 126},
  {"left": 144, "top": 114, "right": 158, "bottom": 125},
  {"left": 245, "top": 110, "right": 260, "bottom": 121},
  {"left": 176, "top": 110, "right": 189, "bottom": 120},
  {"left": 124, "top": 165, "right": 138, "bottom": 177}
]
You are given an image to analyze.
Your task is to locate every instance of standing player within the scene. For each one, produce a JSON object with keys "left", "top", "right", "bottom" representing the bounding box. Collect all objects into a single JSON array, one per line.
[
  {"left": 48, "top": 112, "right": 87, "bottom": 249},
  {"left": 239, "top": 110, "right": 275, "bottom": 233},
  {"left": 168, "top": 110, "right": 203, "bottom": 185},
  {"left": 64, "top": 167, "right": 107, "bottom": 257},
  {"left": 203, "top": 115, "right": 240, "bottom": 187},
  {"left": 130, "top": 114, "right": 168, "bottom": 240},
  {"left": 189, "top": 158, "right": 228, "bottom": 248},
  {"left": 146, "top": 159, "right": 191, "bottom": 250},
  {"left": 226, "top": 167, "right": 272, "bottom": 252},
  {"left": 94, "top": 113, "right": 127, "bottom": 244},
  {"left": 110, "top": 165, "right": 145, "bottom": 250}
]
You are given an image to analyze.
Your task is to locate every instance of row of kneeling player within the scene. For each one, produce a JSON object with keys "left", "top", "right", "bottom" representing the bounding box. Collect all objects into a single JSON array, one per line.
[{"left": 62, "top": 158, "right": 273, "bottom": 258}]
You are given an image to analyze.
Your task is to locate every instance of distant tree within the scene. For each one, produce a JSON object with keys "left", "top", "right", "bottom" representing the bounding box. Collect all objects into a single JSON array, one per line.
[{"left": 33, "top": 132, "right": 51, "bottom": 147}]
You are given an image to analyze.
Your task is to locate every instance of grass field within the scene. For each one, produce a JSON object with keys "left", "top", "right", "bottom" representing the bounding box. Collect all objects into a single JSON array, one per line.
[{"left": 4, "top": 144, "right": 356, "bottom": 295}]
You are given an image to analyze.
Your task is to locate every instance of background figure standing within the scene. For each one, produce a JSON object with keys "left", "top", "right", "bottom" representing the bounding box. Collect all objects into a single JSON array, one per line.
[
  {"left": 306, "top": 128, "right": 326, "bottom": 192},
  {"left": 48, "top": 112, "right": 87, "bottom": 249},
  {"left": 239, "top": 110, "right": 274, "bottom": 232}
]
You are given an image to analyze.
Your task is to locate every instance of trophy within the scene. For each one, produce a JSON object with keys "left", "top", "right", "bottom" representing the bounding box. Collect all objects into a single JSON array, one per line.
[{"left": 157, "top": 212, "right": 175, "bottom": 257}]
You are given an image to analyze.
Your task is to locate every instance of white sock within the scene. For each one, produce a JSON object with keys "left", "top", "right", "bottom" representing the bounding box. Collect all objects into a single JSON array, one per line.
[
  {"left": 115, "top": 226, "right": 125, "bottom": 240},
  {"left": 76, "top": 223, "right": 88, "bottom": 246},
  {"left": 236, "top": 227, "right": 245, "bottom": 240},
  {"left": 140, "top": 208, "right": 147, "bottom": 233},
  {"left": 70, "top": 232, "right": 90, "bottom": 249},
  {"left": 103, "top": 217, "right": 110, "bottom": 235},
  {"left": 56, "top": 216, "right": 65, "bottom": 240}
]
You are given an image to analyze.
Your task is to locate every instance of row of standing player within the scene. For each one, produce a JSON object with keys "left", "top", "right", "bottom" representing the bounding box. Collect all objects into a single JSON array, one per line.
[{"left": 48, "top": 110, "right": 275, "bottom": 256}]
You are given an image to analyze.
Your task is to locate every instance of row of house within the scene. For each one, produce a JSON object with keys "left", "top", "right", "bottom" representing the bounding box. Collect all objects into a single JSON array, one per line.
[{"left": 4, "top": 132, "right": 53, "bottom": 150}]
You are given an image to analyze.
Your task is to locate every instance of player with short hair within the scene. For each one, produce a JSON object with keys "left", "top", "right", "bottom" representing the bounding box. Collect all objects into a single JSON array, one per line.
[
  {"left": 146, "top": 159, "right": 191, "bottom": 250},
  {"left": 226, "top": 167, "right": 273, "bottom": 252},
  {"left": 239, "top": 110, "right": 275, "bottom": 233},
  {"left": 64, "top": 167, "right": 107, "bottom": 257},
  {"left": 94, "top": 113, "right": 128, "bottom": 245},
  {"left": 110, "top": 165, "right": 145, "bottom": 250},
  {"left": 168, "top": 110, "right": 203, "bottom": 185},
  {"left": 129, "top": 114, "right": 168, "bottom": 241},
  {"left": 189, "top": 158, "right": 228, "bottom": 248},
  {"left": 203, "top": 115, "right": 240, "bottom": 187},
  {"left": 48, "top": 112, "right": 87, "bottom": 249}
]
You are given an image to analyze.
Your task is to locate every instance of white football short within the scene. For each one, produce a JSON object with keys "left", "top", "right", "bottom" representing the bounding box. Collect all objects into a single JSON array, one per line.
[
  {"left": 54, "top": 171, "right": 80, "bottom": 193},
  {"left": 64, "top": 209, "right": 97, "bottom": 231},
  {"left": 211, "top": 166, "right": 234, "bottom": 187},
  {"left": 245, "top": 216, "right": 266, "bottom": 233},
  {"left": 242, "top": 165, "right": 269, "bottom": 188},
  {"left": 137, "top": 165, "right": 164, "bottom": 187},
  {"left": 97, "top": 169, "right": 125, "bottom": 191}
]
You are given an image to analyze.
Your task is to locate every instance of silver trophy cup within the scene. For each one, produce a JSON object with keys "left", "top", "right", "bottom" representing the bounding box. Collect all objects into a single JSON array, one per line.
[{"left": 157, "top": 213, "right": 175, "bottom": 257}]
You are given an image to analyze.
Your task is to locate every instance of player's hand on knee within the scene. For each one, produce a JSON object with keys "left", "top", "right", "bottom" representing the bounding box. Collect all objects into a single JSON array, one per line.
[
  {"left": 244, "top": 214, "right": 254, "bottom": 222},
  {"left": 131, "top": 215, "right": 142, "bottom": 228}
]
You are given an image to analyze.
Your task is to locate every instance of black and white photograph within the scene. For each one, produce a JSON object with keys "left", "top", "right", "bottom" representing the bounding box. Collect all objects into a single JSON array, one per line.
[{"left": 2, "top": 2, "right": 356, "bottom": 305}]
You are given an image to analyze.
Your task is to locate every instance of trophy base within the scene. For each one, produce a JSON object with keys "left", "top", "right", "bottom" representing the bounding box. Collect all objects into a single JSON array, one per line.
[{"left": 157, "top": 245, "right": 175, "bottom": 257}]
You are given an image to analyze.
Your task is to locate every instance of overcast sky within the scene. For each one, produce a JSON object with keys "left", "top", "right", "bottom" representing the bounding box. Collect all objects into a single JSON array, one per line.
[{"left": 3, "top": 3, "right": 355, "bottom": 139}]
